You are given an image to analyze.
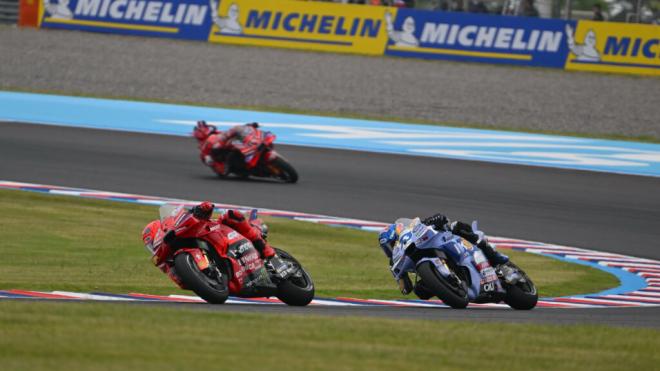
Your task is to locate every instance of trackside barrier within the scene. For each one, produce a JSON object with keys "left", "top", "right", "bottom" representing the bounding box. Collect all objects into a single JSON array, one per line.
[
  {"left": 20, "top": 0, "right": 660, "bottom": 76},
  {"left": 208, "top": 0, "right": 389, "bottom": 55},
  {"left": 564, "top": 20, "right": 660, "bottom": 75},
  {"left": 1, "top": 0, "right": 19, "bottom": 23}
]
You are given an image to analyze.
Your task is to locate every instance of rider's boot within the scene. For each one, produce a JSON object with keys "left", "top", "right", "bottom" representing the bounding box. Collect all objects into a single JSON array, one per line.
[
  {"left": 478, "top": 241, "right": 522, "bottom": 283},
  {"left": 223, "top": 210, "right": 276, "bottom": 259},
  {"left": 255, "top": 239, "right": 288, "bottom": 278},
  {"left": 253, "top": 238, "right": 276, "bottom": 259},
  {"left": 477, "top": 240, "right": 509, "bottom": 266}
]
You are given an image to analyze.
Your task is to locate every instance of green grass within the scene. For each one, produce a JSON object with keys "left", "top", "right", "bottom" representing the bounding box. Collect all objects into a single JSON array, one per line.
[
  {"left": 3, "top": 86, "right": 659, "bottom": 143},
  {"left": 0, "top": 301, "right": 658, "bottom": 371},
  {"left": 0, "top": 186, "right": 653, "bottom": 370},
  {"left": 0, "top": 189, "right": 617, "bottom": 299}
]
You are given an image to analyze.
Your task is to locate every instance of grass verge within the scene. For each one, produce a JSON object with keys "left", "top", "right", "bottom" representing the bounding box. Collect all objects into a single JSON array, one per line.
[
  {"left": 0, "top": 189, "right": 617, "bottom": 298},
  {"left": 2, "top": 86, "right": 659, "bottom": 144},
  {"left": 0, "top": 300, "right": 659, "bottom": 371}
]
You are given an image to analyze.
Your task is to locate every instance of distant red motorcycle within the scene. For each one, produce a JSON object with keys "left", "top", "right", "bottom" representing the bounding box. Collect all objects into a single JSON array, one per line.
[
  {"left": 204, "top": 123, "right": 298, "bottom": 183},
  {"left": 143, "top": 204, "right": 314, "bottom": 305}
]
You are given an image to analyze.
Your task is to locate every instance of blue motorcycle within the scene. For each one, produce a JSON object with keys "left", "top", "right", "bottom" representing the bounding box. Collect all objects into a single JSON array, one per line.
[{"left": 390, "top": 218, "right": 537, "bottom": 309}]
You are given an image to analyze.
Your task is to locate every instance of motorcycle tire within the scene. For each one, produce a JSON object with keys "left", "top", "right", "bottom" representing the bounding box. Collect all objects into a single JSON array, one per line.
[
  {"left": 417, "top": 261, "right": 469, "bottom": 309},
  {"left": 174, "top": 253, "right": 229, "bottom": 304},
  {"left": 274, "top": 248, "right": 314, "bottom": 306},
  {"left": 502, "top": 263, "right": 538, "bottom": 310},
  {"left": 413, "top": 280, "right": 434, "bottom": 300},
  {"left": 270, "top": 157, "right": 299, "bottom": 183}
]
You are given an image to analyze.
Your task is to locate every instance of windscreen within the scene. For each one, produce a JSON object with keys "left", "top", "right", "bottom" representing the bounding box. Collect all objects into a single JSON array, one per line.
[
  {"left": 159, "top": 204, "right": 183, "bottom": 222},
  {"left": 394, "top": 218, "right": 414, "bottom": 228}
]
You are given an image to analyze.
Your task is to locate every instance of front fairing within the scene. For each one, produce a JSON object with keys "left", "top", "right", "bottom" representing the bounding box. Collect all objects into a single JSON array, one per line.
[
  {"left": 159, "top": 205, "right": 214, "bottom": 238},
  {"left": 156, "top": 205, "right": 224, "bottom": 260},
  {"left": 390, "top": 245, "right": 415, "bottom": 279}
]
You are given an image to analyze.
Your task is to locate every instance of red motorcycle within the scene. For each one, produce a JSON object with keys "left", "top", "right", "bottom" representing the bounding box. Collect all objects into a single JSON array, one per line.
[
  {"left": 145, "top": 204, "right": 314, "bottom": 305},
  {"left": 221, "top": 125, "right": 298, "bottom": 183}
]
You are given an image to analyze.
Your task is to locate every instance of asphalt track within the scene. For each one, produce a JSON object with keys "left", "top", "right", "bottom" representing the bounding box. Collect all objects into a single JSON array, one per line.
[{"left": 2, "top": 122, "right": 660, "bottom": 327}]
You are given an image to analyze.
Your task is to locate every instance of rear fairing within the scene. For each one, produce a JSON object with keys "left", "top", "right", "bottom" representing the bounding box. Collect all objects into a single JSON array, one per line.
[
  {"left": 436, "top": 239, "right": 505, "bottom": 301},
  {"left": 223, "top": 229, "right": 276, "bottom": 296}
]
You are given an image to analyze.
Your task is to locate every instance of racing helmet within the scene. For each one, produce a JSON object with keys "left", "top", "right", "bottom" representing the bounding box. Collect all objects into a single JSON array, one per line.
[
  {"left": 142, "top": 220, "right": 161, "bottom": 254},
  {"left": 379, "top": 223, "right": 400, "bottom": 253},
  {"left": 193, "top": 120, "right": 217, "bottom": 142}
]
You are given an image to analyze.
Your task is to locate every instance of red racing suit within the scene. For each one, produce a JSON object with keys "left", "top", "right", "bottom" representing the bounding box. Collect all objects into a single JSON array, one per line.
[
  {"left": 198, "top": 124, "right": 260, "bottom": 175},
  {"left": 142, "top": 204, "right": 275, "bottom": 289}
]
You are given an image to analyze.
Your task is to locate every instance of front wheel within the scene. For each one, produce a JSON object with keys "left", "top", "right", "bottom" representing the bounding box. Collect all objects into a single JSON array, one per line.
[
  {"left": 174, "top": 253, "right": 229, "bottom": 304},
  {"left": 502, "top": 263, "right": 538, "bottom": 310},
  {"left": 416, "top": 261, "right": 469, "bottom": 309},
  {"left": 274, "top": 248, "right": 314, "bottom": 306},
  {"left": 269, "top": 157, "right": 298, "bottom": 183}
]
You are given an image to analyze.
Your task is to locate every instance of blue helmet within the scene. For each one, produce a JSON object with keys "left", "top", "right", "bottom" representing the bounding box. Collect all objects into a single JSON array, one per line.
[{"left": 379, "top": 223, "right": 399, "bottom": 252}]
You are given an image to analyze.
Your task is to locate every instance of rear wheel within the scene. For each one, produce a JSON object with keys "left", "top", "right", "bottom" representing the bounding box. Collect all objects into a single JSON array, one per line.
[
  {"left": 416, "top": 261, "right": 469, "bottom": 309},
  {"left": 502, "top": 263, "right": 538, "bottom": 310},
  {"left": 274, "top": 248, "right": 314, "bottom": 306},
  {"left": 269, "top": 157, "right": 298, "bottom": 183},
  {"left": 174, "top": 253, "right": 229, "bottom": 304}
]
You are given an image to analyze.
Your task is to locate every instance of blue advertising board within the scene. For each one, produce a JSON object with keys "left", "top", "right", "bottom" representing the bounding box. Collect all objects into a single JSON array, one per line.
[
  {"left": 39, "top": 0, "right": 213, "bottom": 40},
  {"left": 385, "top": 9, "right": 575, "bottom": 68}
]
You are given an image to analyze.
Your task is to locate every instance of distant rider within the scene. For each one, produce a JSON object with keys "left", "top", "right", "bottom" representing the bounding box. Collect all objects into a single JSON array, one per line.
[
  {"left": 378, "top": 213, "right": 509, "bottom": 298},
  {"left": 193, "top": 120, "right": 261, "bottom": 176},
  {"left": 141, "top": 201, "right": 275, "bottom": 289}
]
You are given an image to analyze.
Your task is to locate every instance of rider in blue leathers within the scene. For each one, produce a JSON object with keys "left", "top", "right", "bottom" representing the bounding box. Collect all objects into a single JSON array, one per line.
[{"left": 379, "top": 213, "right": 509, "bottom": 298}]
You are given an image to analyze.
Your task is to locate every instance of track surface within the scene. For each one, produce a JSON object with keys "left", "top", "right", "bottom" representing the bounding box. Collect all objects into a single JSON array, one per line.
[
  {"left": 2, "top": 299, "right": 659, "bottom": 328},
  {"left": 2, "top": 122, "right": 659, "bottom": 259},
  {"left": 2, "top": 122, "right": 660, "bottom": 327},
  {"left": 1, "top": 27, "right": 660, "bottom": 139}
]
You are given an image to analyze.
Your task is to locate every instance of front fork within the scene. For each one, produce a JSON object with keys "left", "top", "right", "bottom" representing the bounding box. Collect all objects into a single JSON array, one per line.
[{"left": 397, "top": 274, "right": 414, "bottom": 295}]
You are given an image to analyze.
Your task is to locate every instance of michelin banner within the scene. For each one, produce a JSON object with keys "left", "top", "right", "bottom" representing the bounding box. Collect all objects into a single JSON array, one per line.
[
  {"left": 33, "top": 0, "right": 659, "bottom": 75},
  {"left": 565, "top": 21, "right": 660, "bottom": 76},
  {"left": 38, "top": 0, "right": 214, "bottom": 39},
  {"left": 384, "top": 9, "right": 574, "bottom": 68},
  {"left": 207, "top": 0, "right": 389, "bottom": 55},
  {"left": 37, "top": 0, "right": 391, "bottom": 53}
]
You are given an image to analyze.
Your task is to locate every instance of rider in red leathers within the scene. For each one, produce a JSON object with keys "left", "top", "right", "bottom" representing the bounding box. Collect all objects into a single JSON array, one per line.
[
  {"left": 193, "top": 120, "right": 261, "bottom": 176},
  {"left": 141, "top": 201, "right": 275, "bottom": 289}
]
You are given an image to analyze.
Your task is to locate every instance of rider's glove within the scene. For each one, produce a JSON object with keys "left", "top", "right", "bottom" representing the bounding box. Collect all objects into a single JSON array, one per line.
[
  {"left": 191, "top": 202, "right": 214, "bottom": 220},
  {"left": 422, "top": 213, "right": 450, "bottom": 231}
]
